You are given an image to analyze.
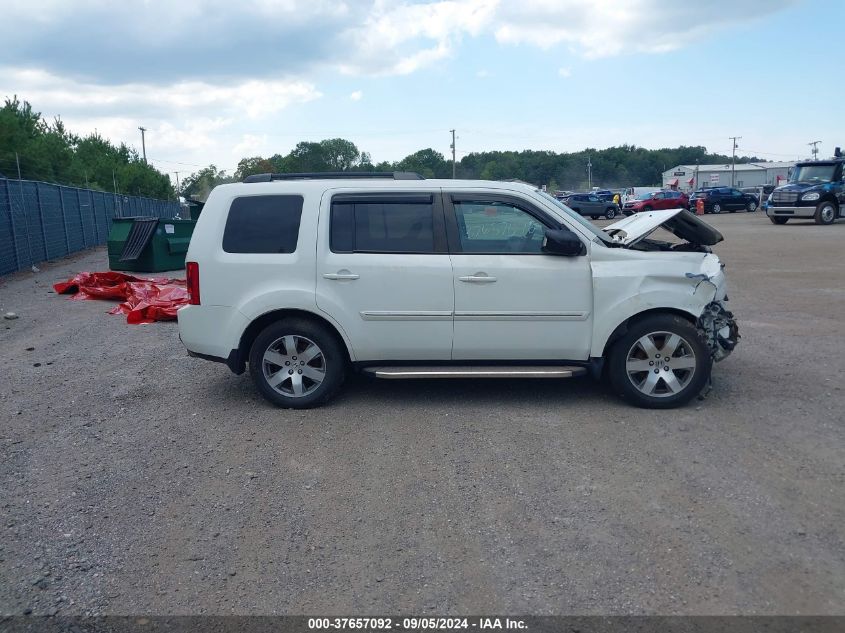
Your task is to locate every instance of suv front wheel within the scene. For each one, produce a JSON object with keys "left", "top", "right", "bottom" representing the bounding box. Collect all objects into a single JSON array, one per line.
[
  {"left": 607, "top": 314, "right": 712, "bottom": 409},
  {"left": 249, "top": 318, "right": 346, "bottom": 409}
]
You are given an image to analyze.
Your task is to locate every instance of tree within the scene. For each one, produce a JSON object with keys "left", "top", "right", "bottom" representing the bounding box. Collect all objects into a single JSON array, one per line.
[
  {"left": 395, "top": 148, "right": 449, "bottom": 178},
  {"left": 0, "top": 96, "right": 174, "bottom": 198},
  {"left": 319, "top": 138, "right": 362, "bottom": 170},
  {"left": 234, "top": 156, "right": 276, "bottom": 181},
  {"left": 180, "top": 165, "right": 232, "bottom": 201}
]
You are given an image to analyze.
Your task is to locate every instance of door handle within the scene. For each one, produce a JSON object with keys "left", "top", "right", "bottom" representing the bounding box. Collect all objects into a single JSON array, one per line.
[
  {"left": 459, "top": 274, "right": 497, "bottom": 283},
  {"left": 323, "top": 272, "right": 360, "bottom": 280}
]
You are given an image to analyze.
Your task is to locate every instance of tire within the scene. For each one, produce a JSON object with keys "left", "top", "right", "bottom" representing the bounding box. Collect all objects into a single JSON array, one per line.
[
  {"left": 712, "top": 203, "right": 722, "bottom": 214},
  {"left": 641, "top": 205, "right": 653, "bottom": 212},
  {"left": 814, "top": 200, "right": 837, "bottom": 225},
  {"left": 746, "top": 201, "right": 757, "bottom": 212},
  {"left": 605, "top": 208, "right": 617, "bottom": 219},
  {"left": 770, "top": 216, "right": 789, "bottom": 225},
  {"left": 248, "top": 318, "right": 346, "bottom": 409},
  {"left": 607, "top": 314, "right": 712, "bottom": 409}
]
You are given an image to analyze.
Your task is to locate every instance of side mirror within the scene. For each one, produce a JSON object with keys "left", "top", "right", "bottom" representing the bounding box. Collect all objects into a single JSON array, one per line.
[{"left": 543, "top": 228, "right": 586, "bottom": 256}]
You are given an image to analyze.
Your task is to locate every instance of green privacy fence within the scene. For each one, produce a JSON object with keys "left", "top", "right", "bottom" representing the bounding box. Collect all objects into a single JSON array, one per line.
[{"left": 0, "top": 178, "right": 180, "bottom": 275}]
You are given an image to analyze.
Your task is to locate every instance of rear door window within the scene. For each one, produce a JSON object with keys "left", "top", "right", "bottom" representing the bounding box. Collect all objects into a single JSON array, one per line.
[
  {"left": 330, "top": 194, "right": 439, "bottom": 253},
  {"left": 222, "top": 195, "right": 303, "bottom": 253}
]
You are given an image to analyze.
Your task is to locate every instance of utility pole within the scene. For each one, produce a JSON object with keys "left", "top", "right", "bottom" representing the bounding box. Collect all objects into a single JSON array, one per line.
[
  {"left": 449, "top": 129, "right": 456, "bottom": 179},
  {"left": 586, "top": 154, "right": 592, "bottom": 189},
  {"left": 808, "top": 140, "right": 821, "bottom": 161},
  {"left": 728, "top": 136, "right": 742, "bottom": 187},
  {"left": 138, "top": 127, "right": 147, "bottom": 163},
  {"left": 173, "top": 171, "right": 181, "bottom": 199}
]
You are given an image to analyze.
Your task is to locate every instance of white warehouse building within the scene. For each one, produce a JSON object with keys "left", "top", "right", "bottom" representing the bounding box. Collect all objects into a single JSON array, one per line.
[{"left": 662, "top": 162, "right": 793, "bottom": 191}]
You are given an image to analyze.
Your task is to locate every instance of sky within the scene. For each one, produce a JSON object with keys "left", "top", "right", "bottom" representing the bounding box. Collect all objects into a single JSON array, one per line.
[{"left": 1, "top": 0, "right": 841, "bottom": 180}]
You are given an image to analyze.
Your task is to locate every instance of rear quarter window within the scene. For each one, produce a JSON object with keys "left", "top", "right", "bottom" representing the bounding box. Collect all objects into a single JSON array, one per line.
[{"left": 222, "top": 195, "right": 304, "bottom": 253}]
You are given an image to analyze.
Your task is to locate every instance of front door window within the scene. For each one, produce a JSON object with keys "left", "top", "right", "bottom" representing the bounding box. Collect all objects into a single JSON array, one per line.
[{"left": 452, "top": 201, "right": 547, "bottom": 254}]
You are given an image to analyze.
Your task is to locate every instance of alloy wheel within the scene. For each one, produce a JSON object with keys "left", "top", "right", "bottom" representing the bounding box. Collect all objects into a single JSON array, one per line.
[
  {"left": 625, "top": 331, "right": 697, "bottom": 398},
  {"left": 262, "top": 335, "right": 326, "bottom": 397}
]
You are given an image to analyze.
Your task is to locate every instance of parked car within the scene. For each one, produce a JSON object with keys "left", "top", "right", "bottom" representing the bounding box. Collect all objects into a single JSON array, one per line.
[
  {"left": 622, "top": 190, "right": 689, "bottom": 215},
  {"left": 622, "top": 186, "right": 661, "bottom": 204},
  {"left": 561, "top": 193, "right": 620, "bottom": 219},
  {"left": 592, "top": 189, "right": 615, "bottom": 202},
  {"left": 688, "top": 187, "right": 759, "bottom": 214},
  {"left": 179, "top": 172, "right": 738, "bottom": 410}
]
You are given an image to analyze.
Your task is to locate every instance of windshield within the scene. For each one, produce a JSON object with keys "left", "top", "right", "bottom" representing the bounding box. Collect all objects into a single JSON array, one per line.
[
  {"left": 534, "top": 189, "right": 611, "bottom": 244},
  {"left": 790, "top": 164, "right": 836, "bottom": 184},
  {"left": 636, "top": 192, "right": 655, "bottom": 200}
]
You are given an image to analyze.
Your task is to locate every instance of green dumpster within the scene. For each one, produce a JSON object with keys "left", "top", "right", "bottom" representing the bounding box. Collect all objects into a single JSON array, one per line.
[{"left": 107, "top": 217, "right": 197, "bottom": 272}]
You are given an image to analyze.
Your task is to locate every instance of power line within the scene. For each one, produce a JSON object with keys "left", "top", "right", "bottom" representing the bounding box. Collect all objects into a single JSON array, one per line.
[{"left": 808, "top": 140, "right": 821, "bottom": 161}]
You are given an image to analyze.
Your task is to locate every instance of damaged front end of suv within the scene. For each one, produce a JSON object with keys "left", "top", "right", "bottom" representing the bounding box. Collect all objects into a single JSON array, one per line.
[
  {"left": 698, "top": 300, "right": 739, "bottom": 362},
  {"left": 590, "top": 208, "right": 741, "bottom": 398}
]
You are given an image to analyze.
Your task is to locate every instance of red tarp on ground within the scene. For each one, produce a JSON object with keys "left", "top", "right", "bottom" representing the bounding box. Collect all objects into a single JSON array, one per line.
[{"left": 54, "top": 272, "right": 188, "bottom": 324}]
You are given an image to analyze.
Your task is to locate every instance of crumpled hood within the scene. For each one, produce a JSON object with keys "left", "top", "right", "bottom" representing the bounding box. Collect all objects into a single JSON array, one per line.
[{"left": 602, "top": 208, "right": 724, "bottom": 247}]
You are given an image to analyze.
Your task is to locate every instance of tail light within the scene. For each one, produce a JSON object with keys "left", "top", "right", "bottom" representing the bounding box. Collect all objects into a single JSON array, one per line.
[{"left": 185, "top": 261, "right": 200, "bottom": 305}]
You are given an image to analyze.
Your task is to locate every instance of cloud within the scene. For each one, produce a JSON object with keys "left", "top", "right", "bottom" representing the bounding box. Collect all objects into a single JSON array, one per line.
[
  {"left": 557, "top": 67, "right": 572, "bottom": 78},
  {"left": 350, "top": 90, "right": 363, "bottom": 101},
  {"left": 2, "top": 68, "right": 320, "bottom": 121},
  {"left": 0, "top": 66, "right": 320, "bottom": 170},
  {"left": 232, "top": 134, "right": 269, "bottom": 157},
  {"left": 476, "top": 69, "right": 492, "bottom": 78},
  {"left": 337, "top": 0, "right": 498, "bottom": 76},
  {"left": 0, "top": 0, "right": 796, "bottom": 84},
  {"left": 0, "top": 0, "right": 350, "bottom": 83},
  {"left": 492, "top": 0, "right": 798, "bottom": 59}
]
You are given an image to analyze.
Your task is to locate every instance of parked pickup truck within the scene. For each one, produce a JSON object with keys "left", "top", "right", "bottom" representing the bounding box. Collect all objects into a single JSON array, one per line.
[{"left": 767, "top": 151, "right": 845, "bottom": 225}]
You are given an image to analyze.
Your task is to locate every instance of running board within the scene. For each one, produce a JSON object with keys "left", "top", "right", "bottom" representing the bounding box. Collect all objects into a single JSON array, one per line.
[{"left": 362, "top": 366, "right": 587, "bottom": 379}]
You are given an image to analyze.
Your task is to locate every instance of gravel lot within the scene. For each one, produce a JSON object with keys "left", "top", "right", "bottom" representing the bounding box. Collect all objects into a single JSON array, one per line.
[{"left": 1, "top": 212, "right": 843, "bottom": 616}]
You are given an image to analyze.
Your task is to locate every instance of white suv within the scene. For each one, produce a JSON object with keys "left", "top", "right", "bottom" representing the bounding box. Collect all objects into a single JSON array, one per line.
[{"left": 178, "top": 173, "right": 738, "bottom": 409}]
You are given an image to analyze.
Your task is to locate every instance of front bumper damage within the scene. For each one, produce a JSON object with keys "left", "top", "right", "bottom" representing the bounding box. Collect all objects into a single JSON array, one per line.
[{"left": 697, "top": 301, "right": 739, "bottom": 362}]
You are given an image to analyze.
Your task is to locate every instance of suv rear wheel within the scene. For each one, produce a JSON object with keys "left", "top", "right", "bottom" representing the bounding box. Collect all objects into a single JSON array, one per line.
[
  {"left": 607, "top": 314, "right": 712, "bottom": 409},
  {"left": 746, "top": 201, "right": 757, "bottom": 212},
  {"left": 605, "top": 208, "right": 617, "bottom": 219},
  {"left": 249, "top": 318, "right": 346, "bottom": 409}
]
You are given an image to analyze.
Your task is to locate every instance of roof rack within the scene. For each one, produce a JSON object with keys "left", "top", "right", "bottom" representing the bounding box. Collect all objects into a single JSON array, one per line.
[{"left": 243, "top": 171, "right": 425, "bottom": 183}]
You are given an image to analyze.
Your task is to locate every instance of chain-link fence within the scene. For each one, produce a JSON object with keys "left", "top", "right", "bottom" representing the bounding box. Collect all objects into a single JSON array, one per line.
[{"left": 0, "top": 178, "right": 180, "bottom": 276}]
